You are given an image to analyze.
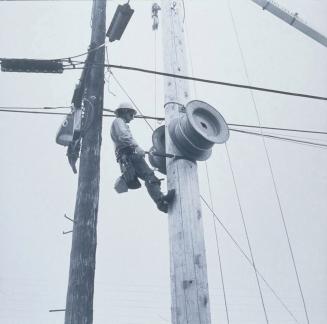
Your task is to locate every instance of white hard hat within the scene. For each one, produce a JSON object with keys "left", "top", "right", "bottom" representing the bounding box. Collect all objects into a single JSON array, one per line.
[{"left": 114, "top": 102, "right": 137, "bottom": 116}]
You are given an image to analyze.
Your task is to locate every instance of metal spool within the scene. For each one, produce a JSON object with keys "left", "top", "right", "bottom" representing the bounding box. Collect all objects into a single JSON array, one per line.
[
  {"left": 148, "top": 126, "right": 166, "bottom": 175},
  {"left": 168, "top": 100, "right": 229, "bottom": 161}
]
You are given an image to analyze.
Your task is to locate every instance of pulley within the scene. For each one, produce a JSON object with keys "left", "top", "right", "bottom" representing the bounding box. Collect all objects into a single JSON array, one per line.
[
  {"left": 148, "top": 125, "right": 167, "bottom": 175},
  {"left": 168, "top": 100, "right": 229, "bottom": 161}
]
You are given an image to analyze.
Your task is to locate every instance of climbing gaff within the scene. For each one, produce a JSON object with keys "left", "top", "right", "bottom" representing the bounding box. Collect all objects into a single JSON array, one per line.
[
  {"left": 148, "top": 125, "right": 167, "bottom": 175},
  {"left": 168, "top": 100, "right": 229, "bottom": 161}
]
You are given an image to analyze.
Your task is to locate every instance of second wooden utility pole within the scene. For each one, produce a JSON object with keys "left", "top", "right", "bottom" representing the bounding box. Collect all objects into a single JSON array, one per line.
[
  {"left": 64, "top": 1, "right": 106, "bottom": 324},
  {"left": 161, "top": 1, "right": 212, "bottom": 323}
]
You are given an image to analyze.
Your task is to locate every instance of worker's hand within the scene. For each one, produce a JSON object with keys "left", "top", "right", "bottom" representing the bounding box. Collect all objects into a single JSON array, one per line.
[{"left": 135, "top": 147, "right": 145, "bottom": 157}]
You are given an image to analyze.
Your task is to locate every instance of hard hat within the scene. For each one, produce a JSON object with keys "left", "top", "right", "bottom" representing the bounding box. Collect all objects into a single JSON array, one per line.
[{"left": 114, "top": 102, "right": 137, "bottom": 116}]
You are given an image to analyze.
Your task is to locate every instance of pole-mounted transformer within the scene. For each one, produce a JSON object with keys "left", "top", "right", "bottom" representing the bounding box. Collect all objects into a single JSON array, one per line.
[{"left": 106, "top": 2, "right": 134, "bottom": 42}]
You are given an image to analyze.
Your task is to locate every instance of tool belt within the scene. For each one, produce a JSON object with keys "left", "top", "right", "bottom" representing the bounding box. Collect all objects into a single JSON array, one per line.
[{"left": 115, "top": 146, "right": 141, "bottom": 190}]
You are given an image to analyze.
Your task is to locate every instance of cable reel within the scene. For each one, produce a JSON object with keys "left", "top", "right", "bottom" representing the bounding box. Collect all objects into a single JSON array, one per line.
[{"left": 168, "top": 100, "right": 229, "bottom": 161}]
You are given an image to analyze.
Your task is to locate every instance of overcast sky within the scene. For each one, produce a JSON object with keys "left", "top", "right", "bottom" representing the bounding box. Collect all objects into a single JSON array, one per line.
[{"left": 0, "top": 1, "right": 326, "bottom": 323}]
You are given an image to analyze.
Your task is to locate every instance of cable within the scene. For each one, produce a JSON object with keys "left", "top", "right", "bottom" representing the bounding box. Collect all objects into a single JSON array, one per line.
[
  {"left": 0, "top": 109, "right": 69, "bottom": 116},
  {"left": 200, "top": 195, "right": 300, "bottom": 323},
  {"left": 98, "top": 64, "right": 327, "bottom": 101},
  {"left": 2, "top": 109, "right": 327, "bottom": 149},
  {"left": 153, "top": 24, "right": 158, "bottom": 129},
  {"left": 57, "top": 42, "right": 106, "bottom": 61},
  {"left": 63, "top": 62, "right": 327, "bottom": 101},
  {"left": 0, "top": 108, "right": 164, "bottom": 122},
  {"left": 204, "top": 162, "right": 230, "bottom": 324},
  {"left": 230, "top": 128, "right": 327, "bottom": 149},
  {"left": 0, "top": 106, "right": 71, "bottom": 110},
  {"left": 227, "top": 1, "right": 311, "bottom": 322},
  {"left": 109, "top": 70, "right": 154, "bottom": 131},
  {"left": 2, "top": 106, "right": 325, "bottom": 135},
  {"left": 229, "top": 123, "right": 327, "bottom": 136},
  {"left": 225, "top": 144, "right": 270, "bottom": 324}
]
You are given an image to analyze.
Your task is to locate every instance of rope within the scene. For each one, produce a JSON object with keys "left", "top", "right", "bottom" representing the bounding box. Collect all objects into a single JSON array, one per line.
[
  {"left": 154, "top": 27, "right": 158, "bottom": 129},
  {"left": 227, "top": 1, "right": 310, "bottom": 322},
  {"left": 204, "top": 162, "right": 230, "bottom": 324},
  {"left": 104, "top": 46, "right": 117, "bottom": 97},
  {"left": 200, "top": 195, "right": 300, "bottom": 324}
]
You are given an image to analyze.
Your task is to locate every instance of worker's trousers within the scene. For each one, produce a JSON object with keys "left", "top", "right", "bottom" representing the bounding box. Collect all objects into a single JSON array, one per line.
[{"left": 120, "top": 153, "right": 164, "bottom": 204}]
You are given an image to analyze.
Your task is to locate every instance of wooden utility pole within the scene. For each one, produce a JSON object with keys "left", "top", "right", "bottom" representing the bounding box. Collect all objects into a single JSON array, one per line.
[
  {"left": 161, "top": 1, "right": 212, "bottom": 323},
  {"left": 64, "top": 1, "right": 106, "bottom": 324}
]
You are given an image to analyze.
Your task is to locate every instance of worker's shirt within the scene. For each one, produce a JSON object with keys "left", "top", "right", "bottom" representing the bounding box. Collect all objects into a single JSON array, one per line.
[{"left": 110, "top": 117, "right": 139, "bottom": 152}]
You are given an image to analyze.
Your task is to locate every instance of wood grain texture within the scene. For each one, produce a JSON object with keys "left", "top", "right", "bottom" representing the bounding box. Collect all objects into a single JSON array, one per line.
[
  {"left": 64, "top": 1, "right": 106, "bottom": 324},
  {"left": 162, "top": 1, "right": 211, "bottom": 323}
]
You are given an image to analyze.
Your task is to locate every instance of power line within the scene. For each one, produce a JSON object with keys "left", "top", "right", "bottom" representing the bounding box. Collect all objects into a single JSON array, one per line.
[
  {"left": 227, "top": 1, "right": 311, "bottom": 322},
  {"left": 62, "top": 63, "right": 327, "bottom": 101},
  {"left": 1, "top": 109, "right": 327, "bottom": 148},
  {"left": 2, "top": 106, "right": 326, "bottom": 135},
  {"left": 230, "top": 128, "right": 327, "bottom": 149},
  {"left": 204, "top": 162, "right": 230, "bottom": 324},
  {"left": 0, "top": 106, "right": 70, "bottom": 110},
  {"left": 102, "top": 64, "right": 327, "bottom": 101},
  {"left": 229, "top": 123, "right": 327, "bottom": 136},
  {"left": 225, "top": 143, "right": 269, "bottom": 324},
  {"left": 200, "top": 195, "right": 300, "bottom": 324},
  {"left": 0, "top": 109, "right": 69, "bottom": 116},
  {"left": 108, "top": 70, "right": 154, "bottom": 131}
]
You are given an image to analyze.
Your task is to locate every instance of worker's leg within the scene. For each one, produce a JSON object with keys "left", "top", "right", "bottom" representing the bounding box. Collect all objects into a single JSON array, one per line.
[{"left": 131, "top": 155, "right": 164, "bottom": 203}]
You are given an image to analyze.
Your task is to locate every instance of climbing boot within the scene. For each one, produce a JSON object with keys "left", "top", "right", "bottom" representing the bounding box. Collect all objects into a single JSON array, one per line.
[
  {"left": 162, "top": 189, "right": 175, "bottom": 203},
  {"left": 156, "top": 189, "right": 175, "bottom": 213},
  {"left": 156, "top": 200, "right": 169, "bottom": 213}
]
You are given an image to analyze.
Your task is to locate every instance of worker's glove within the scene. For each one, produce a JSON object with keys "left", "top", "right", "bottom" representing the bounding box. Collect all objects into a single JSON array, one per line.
[{"left": 135, "top": 146, "right": 145, "bottom": 158}]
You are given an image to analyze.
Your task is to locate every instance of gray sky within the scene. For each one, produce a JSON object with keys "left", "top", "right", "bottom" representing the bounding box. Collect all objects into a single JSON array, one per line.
[{"left": 0, "top": 0, "right": 326, "bottom": 323}]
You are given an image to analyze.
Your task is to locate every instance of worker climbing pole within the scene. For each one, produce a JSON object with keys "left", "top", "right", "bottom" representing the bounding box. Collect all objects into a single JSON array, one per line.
[{"left": 160, "top": 1, "right": 229, "bottom": 323}]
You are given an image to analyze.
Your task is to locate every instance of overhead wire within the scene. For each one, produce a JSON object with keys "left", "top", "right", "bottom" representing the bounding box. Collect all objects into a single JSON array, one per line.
[
  {"left": 62, "top": 63, "right": 327, "bottom": 101},
  {"left": 229, "top": 128, "right": 327, "bottom": 149},
  {"left": 204, "top": 163, "right": 231, "bottom": 324},
  {"left": 0, "top": 106, "right": 325, "bottom": 135},
  {"left": 0, "top": 106, "right": 71, "bottom": 110},
  {"left": 229, "top": 123, "right": 327, "bottom": 136},
  {"left": 227, "top": 1, "right": 311, "bottom": 323},
  {"left": 1, "top": 108, "right": 327, "bottom": 148},
  {"left": 57, "top": 42, "right": 106, "bottom": 62},
  {"left": 109, "top": 71, "right": 154, "bottom": 131},
  {"left": 200, "top": 195, "right": 300, "bottom": 324},
  {"left": 225, "top": 143, "right": 270, "bottom": 323}
]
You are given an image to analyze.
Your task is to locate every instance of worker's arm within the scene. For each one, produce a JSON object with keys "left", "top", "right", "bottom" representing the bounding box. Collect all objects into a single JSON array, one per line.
[{"left": 112, "top": 118, "right": 142, "bottom": 153}]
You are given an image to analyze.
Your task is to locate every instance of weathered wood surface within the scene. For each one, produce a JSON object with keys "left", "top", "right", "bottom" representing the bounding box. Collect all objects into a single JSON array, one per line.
[
  {"left": 64, "top": 1, "right": 106, "bottom": 324},
  {"left": 162, "top": 1, "right": 212, "bottom": 323}
]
